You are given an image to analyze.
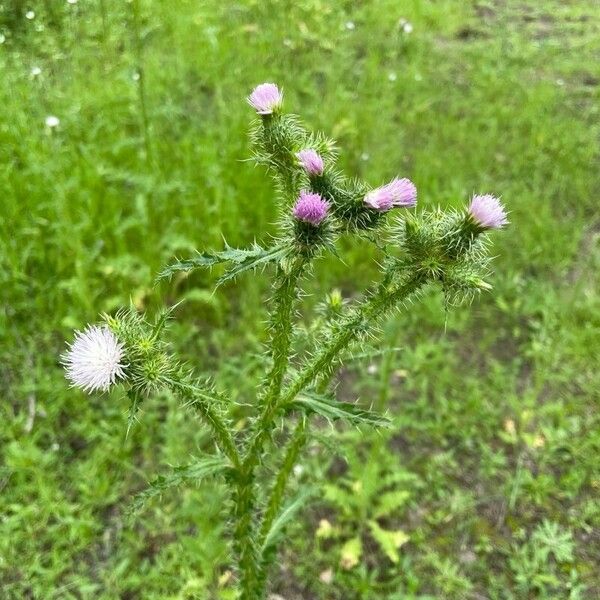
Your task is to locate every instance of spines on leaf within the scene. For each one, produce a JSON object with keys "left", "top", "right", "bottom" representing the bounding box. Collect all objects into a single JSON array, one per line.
[
  {"left": 158, "top": 243, "right": 289, "bottom": 287},
  {"left": 291, "top": 390, "right": 390, "bottom": 428}
]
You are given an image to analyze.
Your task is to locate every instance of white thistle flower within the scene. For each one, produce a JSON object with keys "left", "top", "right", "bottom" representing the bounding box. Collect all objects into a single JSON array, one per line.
[{"left": 62, "top": 325, "right": 127, "bottom": 393}]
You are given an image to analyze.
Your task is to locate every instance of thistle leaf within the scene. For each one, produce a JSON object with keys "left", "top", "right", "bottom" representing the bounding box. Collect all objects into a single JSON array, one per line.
[
  {"left": 291, "top": 390, "right": 390, "bottom": 427},
  {"left": 261, "top": 489, "right": 314, "bottom": 554},
  {"left": 217, "top": 244, "right": 288, "bottom": 286},
  {"left": 157, "top": 243, "right": 288, "bottom": 286},
  {"left": 129, "top": 455, "right": 229, "bottom": 514}
]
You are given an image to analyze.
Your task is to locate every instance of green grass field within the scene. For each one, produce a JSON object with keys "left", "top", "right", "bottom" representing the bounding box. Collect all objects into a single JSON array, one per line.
[{"left": 1, "top": 0, "right": 599, "bottom": 598}]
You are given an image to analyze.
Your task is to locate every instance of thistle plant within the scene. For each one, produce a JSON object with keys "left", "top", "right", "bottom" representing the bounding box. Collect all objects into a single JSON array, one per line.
[{"left": 62, "top": 83, "right": 508, "bottom": 599}]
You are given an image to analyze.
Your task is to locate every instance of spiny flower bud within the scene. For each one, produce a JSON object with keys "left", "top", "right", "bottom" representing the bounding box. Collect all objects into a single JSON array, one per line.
[
  {"left": 364, "top": 178, "right": 417, "bottom": 211},
  {"left": 247, "top": 83, "right": 283, "bottom": 115},
  {"left": 62, "top": 325, "right": 127, "bottom": 393},
  {"left": 468, "top": 194, "right": 508, "bottom": 230},
  {"left": 293, "top": 191, "right": 329, "bottom": 226},
  {"left": 296, "top": 149, "right": 324, "bottom": 176}
]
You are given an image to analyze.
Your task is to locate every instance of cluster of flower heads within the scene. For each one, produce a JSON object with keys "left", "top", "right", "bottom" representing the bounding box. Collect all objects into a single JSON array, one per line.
[
  {"left": 63, "top": 84, "right": 508, "bottom": 395},
  {"left": 248, "top": 83, "right": 508, "bottom": 232}
]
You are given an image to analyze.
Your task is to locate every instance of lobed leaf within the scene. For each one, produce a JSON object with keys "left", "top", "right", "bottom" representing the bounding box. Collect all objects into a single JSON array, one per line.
[
  {"left": 129, "top": 455, "right": 229, "bottom": 514},
  {"left": 157, "top": 243, "right": 288, "bottom": 286},
  {"left": 261, "top": 489, "right": 314, "bottom": 554},
  {"left": 291, "top": 390, "right": 390, "bottom": 428}
]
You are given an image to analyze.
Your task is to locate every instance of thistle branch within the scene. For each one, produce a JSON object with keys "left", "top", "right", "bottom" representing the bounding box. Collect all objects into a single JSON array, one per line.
[
  {"left": 260, "top": 259, "right": 307, "bottom": 412},
  {"left": 243, "top": 271, "right": 426, "bottom": 478},
  {"left": 166, "top": 377, "right": 241, "bottom": 470}
]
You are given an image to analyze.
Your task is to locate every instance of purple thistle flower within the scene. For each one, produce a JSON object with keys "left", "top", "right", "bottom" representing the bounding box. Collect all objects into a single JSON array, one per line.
[
  {"left": 247, "top": 83, "right": 283, "bottom": 115},
  {"left": 296, "top": 149, "right": 324, "bottom": 176},
  {"left": 293, "top": 191, "right": 329, "bottom": 226},
  {"left": 364, "top": 177, "right": 417, "bottom": 212},
  {"left": 468, "top": 194, "right": 508, "bottom": 229}
]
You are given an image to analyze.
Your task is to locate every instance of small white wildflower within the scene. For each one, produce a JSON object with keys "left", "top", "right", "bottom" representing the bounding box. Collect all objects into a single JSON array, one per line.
[
  {"left": 26, "top": 10, "right": 35, "bottom": 20},
  {"left": 0, "top": 34, "right": 5, "bottom": 44},
  {"left": 361, "top": 152, "right": 370, "bottom": 161},
  {"left": 388, "top": 72, "right": 397, "bottom": 82},
  {"left": 293, "top": 464, "right": 304, "bottom": 477},
  {"left": 403, "top": 22, "right": 413, "bottom": 34},
  {"left": 45, "top": 115, "right": 60, "bottom": 128},
  {"left": 62, "top": 325, "right": 127, "bottom": 393},
  {"left": 367, "top": 363, "right": 378, "bottom": 375},
  {"left": 345, "top": 21, "right": 355, "bottom": 30},
  {"left": 132, "top": 71, "right": 140, "bottom": 81},
  {"left": 556, "top": 78, "right": 565, "bottom": 86},
  {"left": 67, "top": 0, "right": 79, "bottom": 4},
  {"left": 31, "top": 66, "right": 42, "bottom": 77}
]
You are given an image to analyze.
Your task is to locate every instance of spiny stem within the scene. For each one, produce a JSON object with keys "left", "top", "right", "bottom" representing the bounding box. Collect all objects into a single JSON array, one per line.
[
  {"left": 232, "top": 474, "right": 259, "bottom": 600},
  {"left": 253, "top": 417, "right": 307, "bottom": 597},
  {"left": 261, "top": 259, "right": 306, "bottom": 414},
  {"left": 259, "top": 417, "right": 307, "bottom": 545},
  {"left": 233, "top": 258, "right": 306, "bottom": 599},
  {"left": 257, "top": 372, "right": 330, "bottom": 552},
  {"left": 252, "top": 277, "right": 424, "bottom": 594},
  {"left": 243, "top": 272, "right": 425, "bottom": 475}
]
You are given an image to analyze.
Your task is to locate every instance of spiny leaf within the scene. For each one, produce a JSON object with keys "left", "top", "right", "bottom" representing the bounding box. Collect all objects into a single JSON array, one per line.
[
  {"left": 291, "top": 390, "right": 390, "bottom": 427},
  {"left": 157, "top": 243, "right": 288, "bottom": 286},
  {"left": 129, "top": 455, "right": 229, "bottom": 515},
  {"left": 261, "top": 489, "right": 314, "bottom": 554},
  {"left": 217, "top": 244, "right": 288, "bottom": 286}
]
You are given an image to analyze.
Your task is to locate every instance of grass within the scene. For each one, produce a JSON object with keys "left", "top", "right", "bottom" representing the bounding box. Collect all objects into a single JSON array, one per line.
[{"left": 1, "top": 0, "right": 599, "bottom": 598}]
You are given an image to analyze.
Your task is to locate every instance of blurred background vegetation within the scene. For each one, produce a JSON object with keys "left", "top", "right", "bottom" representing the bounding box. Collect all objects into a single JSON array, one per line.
[{"left": 1, "top": 0, "right": 599, "bottom": 598}]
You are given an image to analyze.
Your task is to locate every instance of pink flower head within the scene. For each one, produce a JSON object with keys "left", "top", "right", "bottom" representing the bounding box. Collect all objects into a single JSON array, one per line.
[
  {"left": 247, "top": 83, "right": 283, "bottom": 115},
  {"left": 296, "top": 149, "right": 324, "bottom": 176},
  {"left": 364, "top": 177, "right": 417, "bottom": 211},
  {"left": 293, "top": 191, "right": 329, "bottom": 226},
  {"left": 468, "top": 194, "right": 508, "bottom": 229}
]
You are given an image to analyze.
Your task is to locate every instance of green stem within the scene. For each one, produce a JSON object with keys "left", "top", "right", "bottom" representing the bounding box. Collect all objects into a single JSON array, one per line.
[
  {"left": 244, "top": 272, "right": 425, "bottom": 477},
  {"left": 259, "top": 417, "right": 307, "bottom": 545},
  {"left": 258, "top": 373, "right": 330, "bottom": 551},
  {"left": 251, "top": 275, "right": 424, "bottom": 596},
  {"left": 233, "top": 258, "right": 306, "bottom": 599},
  {"left": 232, "top": 474, "right": 259, "bottom": 600},
  {"left": 261, "top": 260, "right": 306, "bottom": 412},
  {"left": 253, "top": 417, "right": 307, "bottom": 597}
]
